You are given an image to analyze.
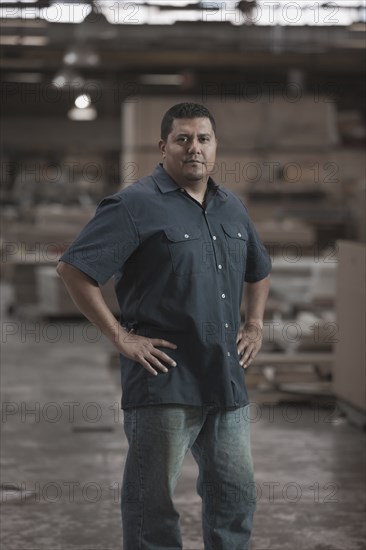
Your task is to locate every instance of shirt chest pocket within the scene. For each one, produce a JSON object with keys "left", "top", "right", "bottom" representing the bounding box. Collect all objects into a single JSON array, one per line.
[
  {"left": 164, "top": 226, "right": 209, "bottom": 276},
  {"left": 221, "top": 223, "right": 248, "bottom": 274}
]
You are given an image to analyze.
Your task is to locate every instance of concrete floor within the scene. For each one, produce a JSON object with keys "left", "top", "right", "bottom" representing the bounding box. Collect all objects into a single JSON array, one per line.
[{"left": 1, "top": 284, "right": 365, "bottom": 550}]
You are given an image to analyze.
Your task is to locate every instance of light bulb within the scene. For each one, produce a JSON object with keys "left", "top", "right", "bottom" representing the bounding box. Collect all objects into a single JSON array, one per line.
[{"left": 75, "top": 94, "right": 91, "bottom": 109}]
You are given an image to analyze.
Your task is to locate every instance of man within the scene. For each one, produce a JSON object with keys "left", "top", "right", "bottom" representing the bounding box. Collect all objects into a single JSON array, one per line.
[{"left": 57, "top": 102, "right": 271, "bottom": 550}]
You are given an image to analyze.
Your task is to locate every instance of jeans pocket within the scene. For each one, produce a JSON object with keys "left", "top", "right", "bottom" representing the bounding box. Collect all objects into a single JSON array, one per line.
[
  {"left": 158, "top": 407, "right": 185, "bottom": 429},
  {"left": 123, "top": 408, "right": 136, "bottom": 422},
  {"left": 122, "top": 409, "right": 137, "bottom": 445},
  {"left": 220, "top": 404, "right": 251, "bottom": 428}
]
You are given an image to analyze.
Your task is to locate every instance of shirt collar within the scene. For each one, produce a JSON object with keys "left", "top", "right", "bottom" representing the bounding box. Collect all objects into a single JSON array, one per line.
[{"left": 152, "top": 163, "right": 228, "bottom": 201}]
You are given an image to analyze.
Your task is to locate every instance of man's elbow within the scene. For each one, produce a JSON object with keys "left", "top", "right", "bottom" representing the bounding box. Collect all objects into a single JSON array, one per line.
[
  {"left": 56, "top": 260, "right": 65, "bottom": 278},
  {"left": 56, "top": 261, "right": 99, "bottom": 287},
  {"left": 56, "top": 260, "right": 73, "bottom": 280}
]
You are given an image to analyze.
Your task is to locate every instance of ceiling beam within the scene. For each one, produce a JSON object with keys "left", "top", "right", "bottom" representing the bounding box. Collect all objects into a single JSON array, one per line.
[{"left": 1, "top": 49, "right": 364, "bottom": 72}]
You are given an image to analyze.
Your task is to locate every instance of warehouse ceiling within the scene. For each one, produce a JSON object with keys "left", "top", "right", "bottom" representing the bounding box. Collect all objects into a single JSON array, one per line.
[{"left": 1, "top": 0, "right": 365, "bottom": 117}]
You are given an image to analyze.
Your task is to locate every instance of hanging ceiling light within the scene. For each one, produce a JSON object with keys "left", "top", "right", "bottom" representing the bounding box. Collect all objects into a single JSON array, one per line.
[
  {"left": 236, "top": 0, "right": 258, "bottom": 16},
  {"left": 75, "top": 7, "right": 117, "bottom": 41},
  {"left": 74, "top": 94, "right": 91, "bottom": 109},
  {"left": 52, "top": 67, "right": 85, "bottom": 89},
  {"left": 63, "top": 44, "right": 100, "bottom": 67},
  {"left": 67, "top": 106, "right": 97, "bottom": 121},
  {"left": 68, "top": 93, "right": 97, "bottom": 121}
]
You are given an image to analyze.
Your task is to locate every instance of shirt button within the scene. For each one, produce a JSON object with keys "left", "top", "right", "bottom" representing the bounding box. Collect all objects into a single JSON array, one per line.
[
  {"left": 180, "top": 188, "right": 184, "bottom": 192},
  {"left": 218, "top": 264, "right": 222, "bottom": 269},
  {"left": 238, "top": 232, "right": 242, "bottom": 237},
  {"left": 227, "top": 351, "right": 231, "bottom": 357},
  {"left": 225, "top": 323, "right": 229, "bottom": 328},
  {"left": 221, "top": 293, "right": 226, "bottom": 299},
  {"left": 212, "top": 235, "right": 217, "bottom": 240},
  {"left": 184, "top": 234, "right": 189, "bottom": 238}
]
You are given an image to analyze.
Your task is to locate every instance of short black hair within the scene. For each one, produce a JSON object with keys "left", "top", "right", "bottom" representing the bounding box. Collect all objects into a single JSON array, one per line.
[{"left": 160, "top": 102, "right": 216, "bottom": 141}]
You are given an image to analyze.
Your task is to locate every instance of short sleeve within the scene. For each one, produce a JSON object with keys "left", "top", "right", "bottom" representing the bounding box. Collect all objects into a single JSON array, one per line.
[
  {"left": 244, "top": 211, "right": 272, "bottom": 283},
  {"left": 59, "top": 195, "right": 140, "bottom": 285}
]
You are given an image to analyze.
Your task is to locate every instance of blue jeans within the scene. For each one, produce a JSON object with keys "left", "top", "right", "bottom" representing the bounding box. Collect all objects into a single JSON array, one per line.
[{"left": 121, "top": 404, "right": 256, "bottom": 550}]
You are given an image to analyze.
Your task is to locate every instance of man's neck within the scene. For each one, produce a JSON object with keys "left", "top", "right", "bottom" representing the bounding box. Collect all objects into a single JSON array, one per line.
[{"left": 163, "top": 164, "right": 209, "bottom": 202}]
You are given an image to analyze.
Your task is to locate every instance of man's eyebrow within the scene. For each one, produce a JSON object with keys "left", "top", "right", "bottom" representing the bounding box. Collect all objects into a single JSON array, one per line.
[{"left": 175, "top": 132, "right": 211, "bottom": 137}]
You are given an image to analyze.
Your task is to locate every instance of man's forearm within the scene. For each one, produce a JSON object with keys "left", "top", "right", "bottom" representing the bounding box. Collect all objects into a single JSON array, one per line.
[
  {"left": 243, "top": 274, "right": 270, "bottom": 328},
  {"left": 56, "top": 261, "right": 126, "bottom": 349},
  {"left": 57, "top": 261, "right": 178, "bottom": 374}
]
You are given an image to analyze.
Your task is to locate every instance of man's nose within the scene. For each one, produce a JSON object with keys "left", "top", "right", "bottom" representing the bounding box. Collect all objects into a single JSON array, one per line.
[{"left": 187, "top": 138, "right": 201, "bottom": 153}]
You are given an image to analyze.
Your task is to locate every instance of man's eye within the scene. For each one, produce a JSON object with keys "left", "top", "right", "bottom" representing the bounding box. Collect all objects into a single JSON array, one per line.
[
  {"left": 200, "top": 137, "right": 209, "bottom": 142},
  {"left": 178, "top": 137, "right": 188, "bottom": 142}
]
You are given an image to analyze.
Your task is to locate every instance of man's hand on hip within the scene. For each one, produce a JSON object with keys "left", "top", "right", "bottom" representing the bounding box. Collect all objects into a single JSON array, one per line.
[
  {"left": 236, "top": 321, "right": 263, "bottom": 369},
  {"left": 118, "top": 330, "right": 178, "bottom": 376}
]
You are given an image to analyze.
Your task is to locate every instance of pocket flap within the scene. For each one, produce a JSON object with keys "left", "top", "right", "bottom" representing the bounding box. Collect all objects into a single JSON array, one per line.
[
  {"left": 164, "top": 226, "right": 202, "bottom": 243},
  {"left": 221, "top": 223, "right": 248, "bottom": 240}
]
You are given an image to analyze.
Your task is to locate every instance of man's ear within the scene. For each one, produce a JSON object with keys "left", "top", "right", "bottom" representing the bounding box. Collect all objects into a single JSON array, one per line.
[{"left": 158, "top": 139, "right": 166, "bottom": 155}]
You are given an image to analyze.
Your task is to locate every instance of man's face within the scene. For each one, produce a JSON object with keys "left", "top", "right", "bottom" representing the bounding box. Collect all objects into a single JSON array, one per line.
[{"left": 159, "top": 117, "right": 217, "bottom": 185}]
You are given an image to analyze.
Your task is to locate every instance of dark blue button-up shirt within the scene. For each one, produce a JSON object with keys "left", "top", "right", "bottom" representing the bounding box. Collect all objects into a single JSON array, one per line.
[{"left": 60, "top": 164, "right": 272, "bottom": 409}]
